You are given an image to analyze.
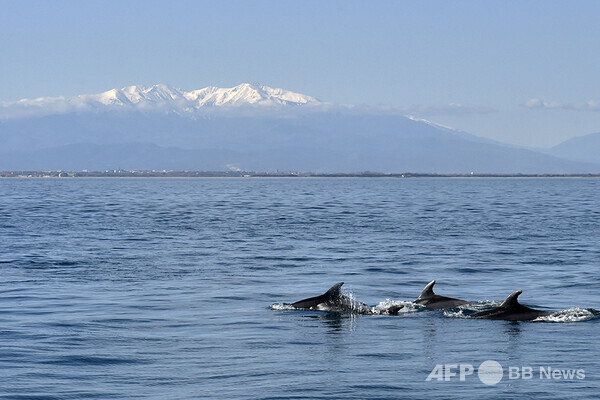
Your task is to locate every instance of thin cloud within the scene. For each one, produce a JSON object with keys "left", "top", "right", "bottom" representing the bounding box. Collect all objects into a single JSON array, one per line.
[
  {"left": 525, "top": 98, "right": 600, "bottom": 111},
  {"left": 405, "top": 103, "right": 496, "bottom": 116}
]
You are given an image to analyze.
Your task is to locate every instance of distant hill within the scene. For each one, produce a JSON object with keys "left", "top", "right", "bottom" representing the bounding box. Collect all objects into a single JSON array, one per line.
[
  {"left": 1, "top": 83, "right": 598, "bottom": 173},
  {"left": 547, "top": 132, "right": 600, "bottom": 165}
]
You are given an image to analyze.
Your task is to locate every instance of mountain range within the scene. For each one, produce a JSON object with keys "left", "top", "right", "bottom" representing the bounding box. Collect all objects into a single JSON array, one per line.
[{"left": 1, "top": 83, "right": 598, "bottom": 173}]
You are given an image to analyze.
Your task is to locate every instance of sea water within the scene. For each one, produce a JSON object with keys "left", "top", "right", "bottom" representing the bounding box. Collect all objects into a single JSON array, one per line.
[{"left": 0, "top": 178, "right": 598, "bottom": 399}]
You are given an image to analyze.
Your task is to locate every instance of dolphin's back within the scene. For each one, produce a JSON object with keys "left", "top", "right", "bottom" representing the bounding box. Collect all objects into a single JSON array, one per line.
[
  {"left": 472, "top": 290, "right": 554, "bottom": 321},
  {"left": 291, "top": 294, "right": 327, "bottom": 309},
  {"left": 291, "top": 282, "right": 344, "bottom": 309}
]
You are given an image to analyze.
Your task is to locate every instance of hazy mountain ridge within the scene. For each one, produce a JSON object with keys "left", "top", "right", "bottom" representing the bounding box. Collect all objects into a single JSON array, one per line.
[{"left": 546, "top": 132, "right": 600, "bottom": 164}]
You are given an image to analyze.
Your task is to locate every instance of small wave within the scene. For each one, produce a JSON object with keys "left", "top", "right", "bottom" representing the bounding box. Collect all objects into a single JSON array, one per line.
[
  {"left": 534, "top": 307, "right": 598, "bottom": 323},
  {"left": 42, "top": 355, "right": 141, "bottom": 366}
]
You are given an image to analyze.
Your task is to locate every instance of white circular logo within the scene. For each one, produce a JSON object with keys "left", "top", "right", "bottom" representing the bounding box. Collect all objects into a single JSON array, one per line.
[{"left": 478, "top": 360, "right": 503, "bottom": 385}]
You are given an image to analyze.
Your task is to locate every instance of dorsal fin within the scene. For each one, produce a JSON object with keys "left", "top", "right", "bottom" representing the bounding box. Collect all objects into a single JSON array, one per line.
[
  {"left": 500, "top": 290, "right": 523, "bottom": 308},
  {"left": 418, "top": 280, "right": 436, "bottom": 299},
  {"left": 324, "top": 282, "right": 344, "bottom": 299}
]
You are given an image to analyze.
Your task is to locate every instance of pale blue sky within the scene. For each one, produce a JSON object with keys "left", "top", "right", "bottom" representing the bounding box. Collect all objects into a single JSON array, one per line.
[{"left": 1, "top": 0, "right": 599, "bottom": 147}]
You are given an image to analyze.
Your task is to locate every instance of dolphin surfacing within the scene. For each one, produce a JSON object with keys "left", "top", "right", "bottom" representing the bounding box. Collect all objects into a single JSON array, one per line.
[
  {"left": 414, "top": 280, "right": 469, "bottom": 309},
  {"left": 289, "top": 282, "right": 403, "bottom": 315},
  {"left": 471, "top": 290, "right": 554, "bottom": 321}
]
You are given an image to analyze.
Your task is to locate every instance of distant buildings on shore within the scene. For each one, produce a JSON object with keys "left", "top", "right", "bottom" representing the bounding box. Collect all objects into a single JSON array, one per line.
[{"left": 1, "top": 170, "right": 599, "bottom": 179}]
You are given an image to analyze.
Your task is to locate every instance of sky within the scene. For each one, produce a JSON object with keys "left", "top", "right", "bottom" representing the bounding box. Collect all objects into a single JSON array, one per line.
[{"left": 1, "top": 0, "right": 599, "bottom": 148}]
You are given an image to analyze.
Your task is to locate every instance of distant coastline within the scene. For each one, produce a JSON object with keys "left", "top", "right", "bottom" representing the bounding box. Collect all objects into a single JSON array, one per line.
[{"left": 2, "top": 170, "right": 600, "bottom": 178}]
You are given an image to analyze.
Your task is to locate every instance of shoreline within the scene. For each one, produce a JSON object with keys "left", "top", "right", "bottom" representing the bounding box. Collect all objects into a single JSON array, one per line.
[{"left": 2, "top": 171, "right": 600, "bottom": 179}]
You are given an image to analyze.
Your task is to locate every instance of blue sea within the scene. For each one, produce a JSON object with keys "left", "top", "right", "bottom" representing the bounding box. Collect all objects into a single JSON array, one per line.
[{"left": 0, "top": 177, "right": 598, "bottom": 399}]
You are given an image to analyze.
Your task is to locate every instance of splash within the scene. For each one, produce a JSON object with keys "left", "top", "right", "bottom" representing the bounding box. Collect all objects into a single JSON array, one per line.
[
  {"left": 340, "top": 290, "right": 373, "bottom": 314},
  {"left": 443, "top": 301, "right": 501, "bottom": 319},
  {"left": 372, "top": 300, "right": 422, "bottom": 315},
  {"left": 443, "top": 309, "right": 469, "bottom": 319},
  {"left": 269, "top": 303, "right": 296, "bottom": 310},
  {"left": 533, "top": 308, "right": 598, "bottom": 323}
]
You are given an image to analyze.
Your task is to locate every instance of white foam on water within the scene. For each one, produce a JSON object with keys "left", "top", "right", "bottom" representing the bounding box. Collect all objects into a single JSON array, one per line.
[
  {"left": 443, "top": 309, "right": 469, "bottom": 318},
  {"left": 443, "top": 301, "right": 501, "bottom": 318},
  {"left": 270, "top": 303, "right": 296, "bottom": 310},
  {"left": 372, "top": 300, "right": 422, "bottom": 315},
  {"left": 533, "top": 307, "right": 597, "bottom": 323}
]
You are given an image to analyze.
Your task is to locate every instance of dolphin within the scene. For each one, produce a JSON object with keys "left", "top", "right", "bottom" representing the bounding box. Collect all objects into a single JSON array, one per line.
[
  {"left": 414, "top": 280, "right": 469, "bottom": 309},
  {"left": 471, "top": 290, "right": 554, "bottom": 321},
  {"left": 289, "top": 282, "right": 403, "bottom": 315}
]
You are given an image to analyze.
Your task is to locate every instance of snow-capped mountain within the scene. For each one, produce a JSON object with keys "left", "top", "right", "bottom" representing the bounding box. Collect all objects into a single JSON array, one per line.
[
  {"left": 0, "top": 83, "right": 320, "bottom": 118},
  {"left": 183, "top": 83, "right": 318, "bottom": 107},
  {"left": 1, "top": 83, "right": 598, "bottom": 173}
]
